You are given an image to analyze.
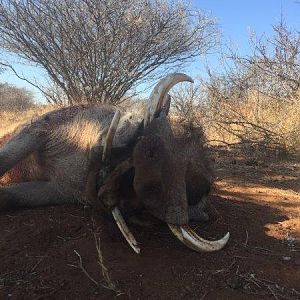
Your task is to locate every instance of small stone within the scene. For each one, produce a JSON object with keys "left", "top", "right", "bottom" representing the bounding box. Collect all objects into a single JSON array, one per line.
[{"left": 282, "top": 256, "right": 291, "bottom": 261}]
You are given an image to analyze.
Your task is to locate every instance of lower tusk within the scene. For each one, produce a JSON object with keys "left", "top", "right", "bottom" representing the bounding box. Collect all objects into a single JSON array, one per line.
[
  {"left": 168, "top": 224, "right": 229, "bottom": 252},
  {"left": 181, "top": 225, "right": 230, "bottom": 252},
  {"left": 112, "top": 207, "right": 141, "bottom": 254}
]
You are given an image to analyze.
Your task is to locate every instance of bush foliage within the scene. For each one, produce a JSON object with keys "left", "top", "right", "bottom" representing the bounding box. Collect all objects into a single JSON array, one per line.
[{"left": 0, "top": 83, "right": 35, "bottom": 111}]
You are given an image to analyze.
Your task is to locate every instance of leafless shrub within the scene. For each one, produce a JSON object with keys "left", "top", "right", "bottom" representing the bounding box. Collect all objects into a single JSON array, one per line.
[
  {"left": 230, "top": 21, "right": 300, "bottom": 101},
  {"left": 203, "top": 20, "right": 300, "bottom": 156},
  {"left": 0, "top": 0, "right": 218, "bottom": 105},
  {"left": 170, "top": 80, "right": 205, "bottom": 122},
  {"left": 0, "top": 82, "right": 35, "bottom": 111},
  {"left": 43, "top": 83, "right": 69, "bottom": 106}
]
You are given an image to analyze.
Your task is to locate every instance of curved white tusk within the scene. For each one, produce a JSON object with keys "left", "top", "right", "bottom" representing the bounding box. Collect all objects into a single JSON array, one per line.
[
  {"left": 112, "top": 207, "right": 141, "bottom": 254},
  {"left": 168, "top": 224, "right": 229, "bottom": 252},
  {"left": 102, "top": 110, "right": 121, "bottom": 161},
  {"left": 144, "top": 73, "right": 194, "bottom": 128},
  {"left": 100, "top": 112, "right": 140, "bottom": 253}
]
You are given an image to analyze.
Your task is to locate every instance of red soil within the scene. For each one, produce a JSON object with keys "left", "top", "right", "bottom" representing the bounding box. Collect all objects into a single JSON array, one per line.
[{"left": 0, "top": 149, "right": 299, "bottom": 300}]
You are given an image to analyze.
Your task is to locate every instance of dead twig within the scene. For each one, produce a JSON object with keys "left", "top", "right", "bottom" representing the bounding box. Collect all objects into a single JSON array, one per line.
[
  {"left": 89, "top": 217, "right": 125, "bottom": 296},
  {"left": 30, "top": 257, "right": 45, "bottom": 272},
  {"left": 33, "top": 288, "right": 58, "bottom": 300},
  {"left": 57, "top": 233, "right": 87, "bottom": 242},
  {"left": 200, "top": 291, "right": 208, "bottom": 300},
  {"left": 94, "top": 232, "right": 124, "bottom": 296},
  {"left": 68, "top": 250, "right": 99, "bottom": 286},
  {"left": 233, "top": 271, "right": 297, "bottom": 300},
  {"left": 68, "top": 245, "right": 124, "bottom": 297},
  {"left": 244, "top": 230, "right": 249, "bottom": 246},
  {"left": 292, "top": 288, "right": 300, "bottom": 295},
  {"left": 212, "top": 260, "right": 236, "bottom": 274},
  {"left": 234, "top": 238, "right": 283, "bottom": 256},
  {"left": 267, "top": 285, "right": 280, "bottom": 300}
]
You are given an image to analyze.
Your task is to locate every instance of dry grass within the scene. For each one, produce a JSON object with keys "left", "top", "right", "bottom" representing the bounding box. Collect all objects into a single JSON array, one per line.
[
  {"left": 0, "top": 105, "right": 54, "bottom": 137},
  {"left": 203, "top": 92, "right": 300, "bottom": 156},
  {"left": 1, "top": 96, "right": 299, "bottom": 158}
]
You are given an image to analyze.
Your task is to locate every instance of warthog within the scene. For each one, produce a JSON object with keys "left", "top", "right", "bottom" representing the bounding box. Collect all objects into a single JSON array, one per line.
[{"left": 0, "top": 73, "right": 229, "bottom": 253}]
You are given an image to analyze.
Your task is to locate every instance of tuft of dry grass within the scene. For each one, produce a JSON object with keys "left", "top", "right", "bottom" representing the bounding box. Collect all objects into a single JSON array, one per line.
[{"left": 0, "top": 105, "right": 55, "bottom": 137}]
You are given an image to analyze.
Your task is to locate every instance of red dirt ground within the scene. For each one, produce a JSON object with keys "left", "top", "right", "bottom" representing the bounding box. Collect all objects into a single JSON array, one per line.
[{"left": 0, "top": 149, "right": 299, "bottom": 300}]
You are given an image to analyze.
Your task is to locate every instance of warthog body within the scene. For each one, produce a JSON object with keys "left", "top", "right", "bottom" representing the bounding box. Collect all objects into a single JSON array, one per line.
[
  {"left": 0, "top": 105, "right": 143, "bottom": 207},
  {"left": 0, "top": 74, "right": 229, "bottom": 253}
]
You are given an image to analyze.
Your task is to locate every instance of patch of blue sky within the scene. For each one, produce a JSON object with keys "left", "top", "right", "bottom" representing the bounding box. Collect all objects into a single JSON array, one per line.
[{"left": 0, "top": 0, "right": 299, "bottom": 102}]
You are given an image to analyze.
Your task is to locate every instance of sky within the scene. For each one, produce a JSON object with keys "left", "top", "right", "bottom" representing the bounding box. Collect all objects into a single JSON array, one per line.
[
  {"left": 191, "top": 0, "right": 300, "bottom": 77},
  {"left": 0, "top": 0, "right": 299, "bottom": 102}
]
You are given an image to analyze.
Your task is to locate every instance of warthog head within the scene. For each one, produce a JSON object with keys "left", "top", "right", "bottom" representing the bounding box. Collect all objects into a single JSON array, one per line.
[{"left": 91, "top": 74, "right": 229, "bottom": 254}]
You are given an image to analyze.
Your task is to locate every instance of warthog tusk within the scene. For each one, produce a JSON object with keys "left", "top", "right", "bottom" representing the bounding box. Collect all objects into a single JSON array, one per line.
[
  {"left": 168, "top": 224, "right": 229, "bottom": 252},
  {"left": 144, "top": 73, "right": 194, "bottom": 128},
  {"left": 111, "top": 207, "right": 141, "bottom": 254},
  {"left": 102, "top": 109, "right": 121, "bottom": 161},
  {"left": 100, "top": 111, "right": 140, "bottom": 253}
]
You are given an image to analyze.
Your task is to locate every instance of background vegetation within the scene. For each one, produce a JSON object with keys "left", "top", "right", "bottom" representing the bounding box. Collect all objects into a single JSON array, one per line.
[
  {"left": 171, "top": 21, "right": 300, "bottom": 157},
  {"left": 0, "top": 0, "right": 299, "bottom": 157}
]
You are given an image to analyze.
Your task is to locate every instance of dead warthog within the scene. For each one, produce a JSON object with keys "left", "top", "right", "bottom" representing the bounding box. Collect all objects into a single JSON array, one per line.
[{"left": 0, "top": 73, "right": 229, "bottom": 253}]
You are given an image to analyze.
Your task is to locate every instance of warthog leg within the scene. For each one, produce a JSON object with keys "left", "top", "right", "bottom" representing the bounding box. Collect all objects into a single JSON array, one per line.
[
  {"left": 0, "top": 181, "right": 72, "bottom": 209},
  {"left": 0, "top": 129, "right": 44, "bottom": 177}
]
